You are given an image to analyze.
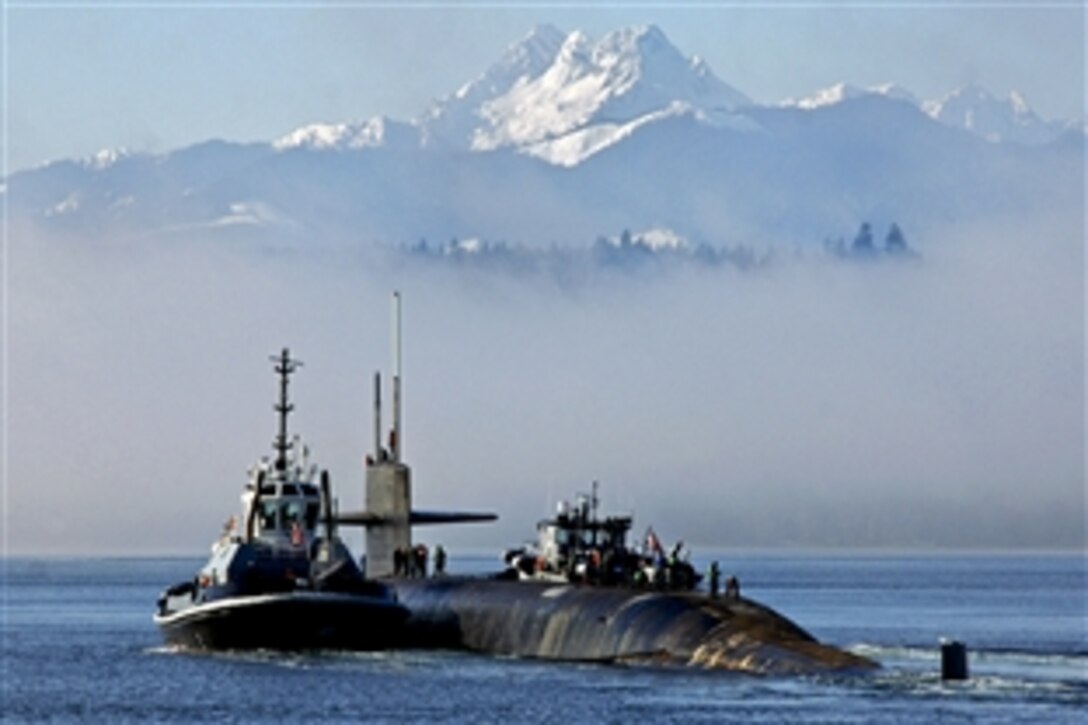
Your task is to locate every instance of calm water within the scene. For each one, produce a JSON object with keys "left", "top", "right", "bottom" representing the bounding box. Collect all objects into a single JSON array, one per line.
[{"left": 2, "top": 553, "right": 1085, "bottom": 723}]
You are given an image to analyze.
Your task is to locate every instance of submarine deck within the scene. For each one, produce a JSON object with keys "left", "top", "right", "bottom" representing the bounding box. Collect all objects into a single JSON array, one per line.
[{"left": 388, "top": 576, "right": 876, "bottom": 675}]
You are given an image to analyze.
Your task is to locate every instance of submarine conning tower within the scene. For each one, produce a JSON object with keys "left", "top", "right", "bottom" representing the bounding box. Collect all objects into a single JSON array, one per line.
[
  {"left": 338, "top": 292, "right": 496, "bottom": 577},
  {"left": 365, "top": 289, "right": 411, "bottom": 578}
]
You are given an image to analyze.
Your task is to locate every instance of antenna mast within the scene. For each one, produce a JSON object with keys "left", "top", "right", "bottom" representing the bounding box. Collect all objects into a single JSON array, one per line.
[
  {"left": 392, "top": 291, "right": 403, "bottom": 463},
  {"left": 373, "top": 371, "right": 382, "bottom": 460},
  {"left": 591, "top": 480, "right": 600, "bottom": 547},
  {"left": 271, "top": 348, "right": 302, "bottom": 472}
]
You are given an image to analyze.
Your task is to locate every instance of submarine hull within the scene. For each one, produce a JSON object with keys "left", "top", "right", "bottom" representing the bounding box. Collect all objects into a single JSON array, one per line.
[
  {"left": 390, "top": 577, "right": 876, "bottom": 675},
  {"left": 154, "top": 592, "right": 409, "bottom": 651}
]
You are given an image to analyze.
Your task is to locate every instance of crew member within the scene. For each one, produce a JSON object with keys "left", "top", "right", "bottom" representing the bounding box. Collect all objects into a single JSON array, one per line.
[
  {"left": 415, "top": 543, "right": 428, "bottom": 578},
  {"left": 434, "top": 545, "right": 447, "bottom": 577},
  {"left": 393, "top": 547, "right": 406, "bottom": 577},
  {"left": 708, "top": 560, "right": 721, "bottom": 598}
]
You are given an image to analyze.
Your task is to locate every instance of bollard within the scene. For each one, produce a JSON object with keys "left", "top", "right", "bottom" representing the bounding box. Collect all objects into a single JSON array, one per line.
[{"left": 940, "top": 639, "right": 969, "bottom": 680}]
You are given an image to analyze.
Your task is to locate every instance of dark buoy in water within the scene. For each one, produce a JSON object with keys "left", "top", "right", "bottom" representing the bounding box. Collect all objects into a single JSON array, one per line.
[{"left": 940, "top": 639, "right": 969, "bottom": 680}]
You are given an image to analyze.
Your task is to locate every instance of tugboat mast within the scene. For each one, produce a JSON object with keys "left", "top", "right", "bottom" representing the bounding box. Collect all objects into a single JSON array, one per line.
[
  {"left": 590, "top": 480, "right": 599, "bottom": 548},
  {"left": 271, "top": 348, "right": 302, "bottom": 472}
]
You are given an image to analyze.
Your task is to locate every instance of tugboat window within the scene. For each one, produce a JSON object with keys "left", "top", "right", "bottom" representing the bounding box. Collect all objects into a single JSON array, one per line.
[
  {"left": 282, "top": 484, "right": 300, "bottom": 496},
  {"left": 282, "top": 501, "right": 303, "bottom": 528},
  {"left": 259, "top": 501, "right": 277, "bottom": 531},
  {"left": 305, "top": 503, "right": 320, "bottom": 531}
]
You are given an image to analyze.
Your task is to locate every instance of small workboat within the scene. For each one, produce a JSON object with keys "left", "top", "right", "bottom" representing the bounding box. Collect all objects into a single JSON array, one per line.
[
  {"left": 154, "top": 349, "right": 408, "bottom": 650},
  {"left": 502, "top": 481, "right": 701, "bottom": 590}
]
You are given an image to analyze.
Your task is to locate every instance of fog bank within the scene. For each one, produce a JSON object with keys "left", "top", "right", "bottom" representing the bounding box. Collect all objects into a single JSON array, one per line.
[{"left": 5, "top": 213, "right": 1083, "bottom": 555}]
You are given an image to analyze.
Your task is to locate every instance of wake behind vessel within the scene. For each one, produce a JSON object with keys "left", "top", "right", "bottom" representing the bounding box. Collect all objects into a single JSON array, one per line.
[{"left": 154, "top": 349, "right": 408, "bottom": 650}]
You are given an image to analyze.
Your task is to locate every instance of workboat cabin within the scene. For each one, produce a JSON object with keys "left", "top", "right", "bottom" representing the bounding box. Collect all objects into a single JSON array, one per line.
[
  {"left": 503, "top": 482, "right": 701, "bottom": 590},
  {"left": 189, "top": 447, "right": 325, "bottom": 597},
  {"left": 245, "top": 453, "right": 321, "bottom": 550}
]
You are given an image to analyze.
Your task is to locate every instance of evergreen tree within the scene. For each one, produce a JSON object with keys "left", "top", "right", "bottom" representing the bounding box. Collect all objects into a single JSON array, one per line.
[
  {"left": 885, "top": 223, "right": 908, "bottom": 254},
  {"left": 852, "top": 222, "right": 874, "bottom": 254}
]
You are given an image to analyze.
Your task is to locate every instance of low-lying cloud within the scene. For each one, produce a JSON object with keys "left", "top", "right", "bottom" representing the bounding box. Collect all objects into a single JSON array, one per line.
[{"left": 6, "top": 209, "right": 1083, "bottom": 556}]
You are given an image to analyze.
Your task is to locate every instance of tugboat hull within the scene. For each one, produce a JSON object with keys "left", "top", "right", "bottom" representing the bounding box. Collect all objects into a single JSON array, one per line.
[{"left": 155, "top": 592, "right": 409, "bottom": 651}]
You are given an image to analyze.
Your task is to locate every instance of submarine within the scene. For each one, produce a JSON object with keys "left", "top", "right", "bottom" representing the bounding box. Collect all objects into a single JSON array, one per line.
[{"left": 336, "top": 293, "right": 877, "bottom": 675}]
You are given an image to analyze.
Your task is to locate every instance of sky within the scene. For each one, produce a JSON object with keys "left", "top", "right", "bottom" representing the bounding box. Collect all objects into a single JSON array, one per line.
[
  {"left": 4, "top": 2, "right": 1086, "bottom": 172},
  {"left": 3, "top": 1, "right": 1085, "bottom": 556}
]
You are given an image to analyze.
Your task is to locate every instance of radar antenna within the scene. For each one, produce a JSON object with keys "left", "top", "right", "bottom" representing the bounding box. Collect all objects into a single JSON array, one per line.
[{"left": 270, "top": 348, "right": 302, "bottom": 473}]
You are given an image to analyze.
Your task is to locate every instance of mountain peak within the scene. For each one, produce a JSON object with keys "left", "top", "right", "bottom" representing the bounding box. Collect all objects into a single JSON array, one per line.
[
  {"left": 437, "top": 24, "right": 750, "bottom": 158},
  {"left": 80, "top": 147, "right": 131, "bottom": 170},
  {"left": 522, "top": 23, "right": 566, "bottom": 50},
  {"left": 273, "top": 115, "right": 419, "bottom": 151},
  {"left": 494, "top": 23, "right": 567, "bottom": 84},
  {"left": 927, "top": 84, "right": 1019, "bottom": 115},
  {"left": 781, "top": 82, "right": 917, "bottom": 110},
  {"left": 587, "top": 25, "right": 688, "bottom": 87},
  {"left": 923, "top": 85, "right": 1067, "bottom": 145},
  {"left": 596, "top": 23, "right": 672, "bottom": 55},
  {"left": 422, "top": 24, "right": 567, "bottom": 147}
]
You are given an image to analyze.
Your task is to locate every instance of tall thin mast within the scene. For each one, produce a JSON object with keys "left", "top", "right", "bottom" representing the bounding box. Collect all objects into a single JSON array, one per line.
[
  {"left": 591, "top": 480, "right": 600, "bottom": 547},
  {"left": 392, "top": 291, "right": 402, "bottom": 463},
  {"left": 374, "top": 371, "right": 382, "bottom": 460},
  {"left": 271, "top": 348, "right": 302, "bottom": 472}
]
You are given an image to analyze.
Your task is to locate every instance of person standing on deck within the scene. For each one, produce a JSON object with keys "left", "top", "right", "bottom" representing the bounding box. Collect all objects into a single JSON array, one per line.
[
  {"left": 434, "top": 545, "right": 447, "bottom": 577},
  {"left": 708, "top": 561, "right": 721, "bottom": 598}
]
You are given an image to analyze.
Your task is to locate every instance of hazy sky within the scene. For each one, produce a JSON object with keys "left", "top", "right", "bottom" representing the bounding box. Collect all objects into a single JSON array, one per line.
[
  {"left": 5, "top": 2, "right": 1085, "bottom": 171},
  {"left": 4, "top": 1, "right": 1084, "bottom": 556}
]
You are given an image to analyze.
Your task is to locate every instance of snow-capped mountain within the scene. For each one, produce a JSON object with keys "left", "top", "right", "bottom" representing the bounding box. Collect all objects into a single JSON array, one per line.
[
  {"left": 921, "top": 84, "right": 1073, "bottom": 146},
  {"left": 273, "top": 25, "right": 754, "bottom": 166},
  {"left": 465, "top": 26, "right": 750, "bottom": 152},
  {"left": 782, "top": 82, "right": 918, "bottom": 110},
  {"left": 273, "top": 116, "right": 420, "bottom": 151},
  {"left": 783, "top": 81, "right": 1072, "bottom": 146},
  {"left": 5, "top": 24, "right": 1082, "bottom": 249},
  {"left": 420, "top": 24, "right": 568, "bottom": 149},
  {"left": 80, "top": 147, "right": 134, "bottom": 170}
]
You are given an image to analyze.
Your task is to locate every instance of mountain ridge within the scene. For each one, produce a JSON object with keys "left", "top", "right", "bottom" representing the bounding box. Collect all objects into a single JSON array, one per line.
[{"left": 6, "top": 24, "right": 1082, "bottom": 250}]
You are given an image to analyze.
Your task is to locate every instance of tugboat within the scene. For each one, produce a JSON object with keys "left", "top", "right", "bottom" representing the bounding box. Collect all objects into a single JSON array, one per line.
[
  {"left": 502, "top": 481, "right": 700, "bottom": 590},
  {"left": 153, "top": 349, "right": 409, "bottom": 650}
]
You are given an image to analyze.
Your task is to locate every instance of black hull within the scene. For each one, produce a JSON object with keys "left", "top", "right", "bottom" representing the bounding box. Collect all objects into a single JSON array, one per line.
[
  {"left": 390, "top": 577, "right": 877, "bottom": 675},
  {"left": 155, "top": 592, "right": 408, "bottom": 651}
]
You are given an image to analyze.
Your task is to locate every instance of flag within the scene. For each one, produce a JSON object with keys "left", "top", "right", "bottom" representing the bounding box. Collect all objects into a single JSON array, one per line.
[{"left": 645, "top": 528, "right": 662, "bottom": 555}]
